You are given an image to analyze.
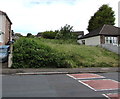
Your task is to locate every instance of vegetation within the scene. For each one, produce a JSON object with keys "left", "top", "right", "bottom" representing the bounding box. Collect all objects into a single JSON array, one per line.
[
  {"left": 87, "top": 4, "right": 115, "bottom": 32},
  {"left": 12, "top": 37, "right": 118, "bottom": 68},
  {"left": 55, "top": 24, "right": 76, "bottom": 39},
  {"left": 14, "top": 33, "right": 23, "bottom": 37},
  {"left": 41, "top": 30, "right": 58, "bottom": 39},
  {"left": 41, "top": 24, "right": 76, "bottom": 40},
  {"left": 26, "top": 33, "right": 34, "bottom": 38}
]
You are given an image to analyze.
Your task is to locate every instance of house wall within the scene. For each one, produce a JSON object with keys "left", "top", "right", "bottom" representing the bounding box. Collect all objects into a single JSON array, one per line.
[
  {"left": 77, "top": 36, "right": 101, "bottom": 46},
  {"left": 118, "top": 36, "right": 120, "bottom": 45},
  {"left": 5, "top": 16, "right": 11, "bottom": 44},
  {"left": 0, "top": 14, "right": 6, "bottom": 45},
  {"left": 0, "top": 15, "right": 2, "bottom": 45},
  {"left": 0, "top": 12, "right": 12, "bottom": 45}
]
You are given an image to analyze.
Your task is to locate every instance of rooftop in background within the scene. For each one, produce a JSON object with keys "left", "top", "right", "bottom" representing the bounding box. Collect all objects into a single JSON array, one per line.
[{"left": 72, "top": 31, "right": 84, "bottom": 36}]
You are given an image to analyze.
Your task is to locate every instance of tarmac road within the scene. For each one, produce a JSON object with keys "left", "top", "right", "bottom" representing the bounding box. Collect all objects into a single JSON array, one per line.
[{"left": 2, "top": 72, "right": 120, "bottom": 98}]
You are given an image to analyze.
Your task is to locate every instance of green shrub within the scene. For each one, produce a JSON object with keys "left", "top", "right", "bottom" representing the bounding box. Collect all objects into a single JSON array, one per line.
[{"left": 12, "top": 37, "right": 69, "bottom": 68}]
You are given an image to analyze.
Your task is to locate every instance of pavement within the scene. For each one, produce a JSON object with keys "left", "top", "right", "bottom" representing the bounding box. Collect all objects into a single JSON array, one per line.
[{"left": 1, "top": 67, "right": 120, "bottom": 75}]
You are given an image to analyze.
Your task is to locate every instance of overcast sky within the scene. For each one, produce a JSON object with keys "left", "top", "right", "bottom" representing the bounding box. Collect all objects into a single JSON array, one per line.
[{"left": 0, "top": 0, "right": 119, "bottom": 36}]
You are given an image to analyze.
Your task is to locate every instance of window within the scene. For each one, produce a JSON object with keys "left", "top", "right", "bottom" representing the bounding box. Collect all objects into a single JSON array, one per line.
[
  {"left": 82, "top": 40, "right": 85, "bottom": 45},
  {"left": 105, "top": 37, "right": 118, "bottom": 45}
]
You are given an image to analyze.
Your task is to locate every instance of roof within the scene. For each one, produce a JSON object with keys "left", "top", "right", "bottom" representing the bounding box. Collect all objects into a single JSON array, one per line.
[
  {"left": 0, "top": 10, "right": 12, "bottom": 24},
  {"left": 78, "top": 25, "right": 120, "bottom": 39},
  {"left": 72, "top": 31, "right": 84, "bottom": 36},
  {"left": 100, "top": 25, "right": 119, "bottom": 35}
]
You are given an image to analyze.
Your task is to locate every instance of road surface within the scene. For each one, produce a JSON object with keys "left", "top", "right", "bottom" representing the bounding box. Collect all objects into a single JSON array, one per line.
[{"left": 2, "top": 72, "right": 120, "bottom": 98}]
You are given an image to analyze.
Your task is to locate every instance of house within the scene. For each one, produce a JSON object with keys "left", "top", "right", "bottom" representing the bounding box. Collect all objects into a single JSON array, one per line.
[
  {"left": 12, "top": 32, "right": 23, "bottom": 41},
  {"left": 77, "top": 25, "right": 120, "bottom": 46},
  {"left": 0, "top": 10, "right": 12, "bottom": 45}
]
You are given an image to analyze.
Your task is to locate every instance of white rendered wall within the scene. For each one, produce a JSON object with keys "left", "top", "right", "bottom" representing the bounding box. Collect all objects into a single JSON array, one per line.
[{"left": 77, "top": 36, "right": 101, "bottom": 46}]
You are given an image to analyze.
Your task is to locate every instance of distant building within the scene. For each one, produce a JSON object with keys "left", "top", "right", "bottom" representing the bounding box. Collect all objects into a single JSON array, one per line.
[
  {"left": 36, "top": 32, "right": 43, "bottom": 38},
  {"left": 12, "top": 33, "right": 23, "bottom": 41},
  {"left": 72, "top": 31, "right": 84, "bottom": 38},
  {"left": 0, "top": 10, "right": 12, "bottom": 45}
]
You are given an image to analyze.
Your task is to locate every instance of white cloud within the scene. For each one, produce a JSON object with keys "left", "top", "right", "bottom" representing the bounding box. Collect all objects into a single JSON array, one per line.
[{"left": 0, "top": 0, "right": 119, "bottom": 36}]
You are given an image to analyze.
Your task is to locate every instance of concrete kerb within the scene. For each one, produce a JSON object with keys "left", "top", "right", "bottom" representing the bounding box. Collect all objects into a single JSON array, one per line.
[{"left": 1, "top": 67, "right": 120, "bottom": 75}]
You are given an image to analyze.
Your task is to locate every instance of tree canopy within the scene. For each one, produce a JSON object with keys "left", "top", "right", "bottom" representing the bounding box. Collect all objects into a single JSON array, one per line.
[
  {"left": 41, "top": 30, "right": 58, "bottom": 39},
  {"left": 87, "top": 4, "right": 115, "bottom": 32},
  {"left": 26, "top": 33, "right": 34, "bottom": 37}
]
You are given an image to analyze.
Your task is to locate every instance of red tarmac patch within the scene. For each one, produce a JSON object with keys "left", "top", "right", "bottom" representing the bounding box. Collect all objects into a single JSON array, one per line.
[
  {"left": 79, "top": 79, "right": 120, "bottom": 91},
  {"left": 67, "top": 73, "right": 105, "bottom": 79}
]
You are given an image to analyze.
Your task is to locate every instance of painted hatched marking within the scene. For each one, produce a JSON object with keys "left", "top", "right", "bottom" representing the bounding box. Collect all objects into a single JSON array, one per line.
[
  {"left": 103, "top": 93, "right": 120, "bottom": 99},
  {"left": 67, "top": 73, "right": 105, "bottom": 79},
  {"left": 78, "top": 79, "right": 120, "bottom": 91}
]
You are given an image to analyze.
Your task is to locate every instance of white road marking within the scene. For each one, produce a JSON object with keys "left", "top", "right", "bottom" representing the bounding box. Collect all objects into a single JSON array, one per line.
[
  {"left": 102, "top": 94, "right": 111, "bottom": 99},
  {"left": 78, "top": 80, "right": 97, "bottom": 91},
  {"left": 103, "top": 93, "right": 119, "bottom": 99},
  {"left": 66, "top": 74, "right": 78, "bottom": 79}
]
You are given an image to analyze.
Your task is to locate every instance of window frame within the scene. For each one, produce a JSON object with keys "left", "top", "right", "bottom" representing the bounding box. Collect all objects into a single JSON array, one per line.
[{"left": 105, "top": 36, "right": 118, "bottom": 45}]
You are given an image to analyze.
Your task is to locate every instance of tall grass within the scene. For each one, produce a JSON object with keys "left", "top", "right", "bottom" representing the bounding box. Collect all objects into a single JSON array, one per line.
[
  {"left": 12, "top": 37, "right": 118, "bottom": 68},
  {"left": 41, "top": 39, "right": 118, "bottom": 67}
]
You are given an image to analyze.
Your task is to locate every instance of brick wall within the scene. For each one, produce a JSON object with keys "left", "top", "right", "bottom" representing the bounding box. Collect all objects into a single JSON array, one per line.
[
  {"left": 0, "top": 11, "right": 12, "bottom": 45},
  {"left": 5, "top": 18, "right": 11, "bottom": 44},
  {"left": 100, "top": 35, "right": 105, "bottom": 44},
  {"left": 0, "top": 42, "right": 2, "bottom": 45}
]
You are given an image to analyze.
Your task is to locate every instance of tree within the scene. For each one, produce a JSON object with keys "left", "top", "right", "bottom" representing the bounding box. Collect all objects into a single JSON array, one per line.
[
  {"left": 13, "top": 33, "right": 23, "bottom": 41},
  {"left": 41, "top": 30, "right": 58, "bottom": 39},
  {"left": 14, "top": 33, "right": 23, "bottom": 37},
  {"left": 11, "top": 30, "right": 14, "bottom": 36},
  {"left": 55, "top": 24, "right": 74, "bottom": 39},
  {"left": 26, "top": 33, "right": 34, "bottom": 37},
  {"left": 87, "top": 4, "right": 115, "bottom": 32}
]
